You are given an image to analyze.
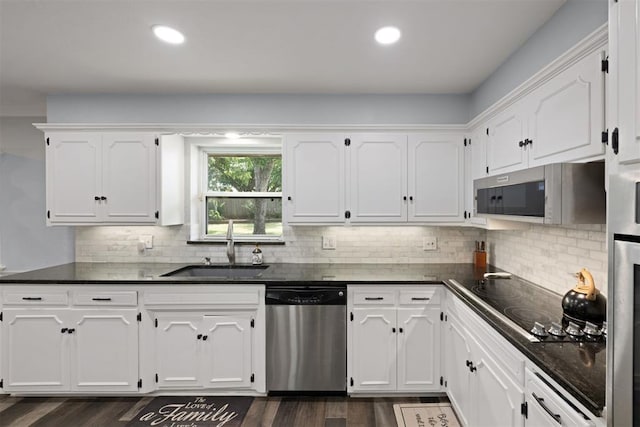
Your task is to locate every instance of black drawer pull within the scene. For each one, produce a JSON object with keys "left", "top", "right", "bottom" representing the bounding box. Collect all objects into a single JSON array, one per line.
[
  {"left": 91, "top": 297, "right": 112, "bottom": 301},
  {"left": 197, "top": 334, "right": 203, "bottom": 340},
  {"left": 365, "top": 297, "right": 384, "bottom": 301},
  {"left": 67, "top": 328, "right": 75, "bottom": 334},
  {"left": 411, "top": 297, "right": 430, "bottom": 301},
  {"left": 22, "top": 297, "right": 42, "bottom": 301},
  {"left": 532, "top": 392, "right": 561, "bottom": 424},
  {"left": 61, "top": 328, "right": 68, "bottom": 333}
]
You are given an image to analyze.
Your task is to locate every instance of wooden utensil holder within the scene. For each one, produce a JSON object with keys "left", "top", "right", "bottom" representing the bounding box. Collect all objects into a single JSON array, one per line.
[{"left": 474, "top": 251, "right": 487, "bottom": 268}]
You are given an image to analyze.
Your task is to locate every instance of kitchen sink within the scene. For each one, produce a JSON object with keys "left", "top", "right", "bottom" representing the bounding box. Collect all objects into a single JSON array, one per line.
[{"left": 161, "top": 264, "right": 269, "bottom": 278}]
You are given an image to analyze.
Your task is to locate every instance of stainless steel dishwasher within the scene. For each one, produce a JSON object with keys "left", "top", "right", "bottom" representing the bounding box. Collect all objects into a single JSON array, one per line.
[{"left": 266, "top": 285, "right": 346, "bottom": 394}]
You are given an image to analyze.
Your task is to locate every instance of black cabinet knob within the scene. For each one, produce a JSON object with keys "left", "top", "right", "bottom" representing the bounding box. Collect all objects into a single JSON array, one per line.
[
  {"left": 470, "top": 365, "right": 477, "bottom": 373},
  {"left": 100, "top": 196, "right": 107, "bottom": 201},
  {"left": 409, "top": 196, "right": 413, "bottom": 201},
  {"left": 466, "top": 360, "right": 471, "bottom": 367},
  {"left": 94, "top": 196, "right": 100, "bottom": 201},
  {"left": 67, "top": 328, "right": 75, "bottom": 334},
  {"left": 399, "top": 328, "right": 404, "bottom": 333},
  {"left": 197, "top": 334, "right": 202, "bottom": 340},
  {"left": 202, "top": 335, "right": 208, "bottom": 341},
  {"left": 392, "top": 327, "right": 396, "bottom": 333},
  {"left": 519, "top": 140, "right": 524, "bottom": 147},
  {"left": 287, "top": 196, "right": 292, "bottom": 201},
  {"left": 61, "top": 328, "right": 68, "bottom": 333},
  {"left": 403, "top": 196, "right": 407, "bottom": 201}
]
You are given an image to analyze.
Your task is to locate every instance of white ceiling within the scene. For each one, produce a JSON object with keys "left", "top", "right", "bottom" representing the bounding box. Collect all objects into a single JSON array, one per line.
[{"left": 0, "top": 0, "right": 565, "bottom": 117}]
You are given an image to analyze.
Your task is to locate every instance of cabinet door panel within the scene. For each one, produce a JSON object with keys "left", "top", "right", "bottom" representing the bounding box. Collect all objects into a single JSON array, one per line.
[
  {"left": 528, "top": 50, "right": 605, "bottom": 166},
  {"left": 397, "top": 307, "right": 441, "bottom": 391},
  {"left": 102, "top": 133, "right": 157, "bottom": 222},
  {"left": 408, "top": 134, "right": 464, "bottom": 222},
  {"left": 3, "top": 310, "right": 69, "bottom": 391},
  {"left": 350, "top": 307, "right": 397, "bottom": 391},
  {"left": 487, "top": 106, "right": 527, "bottom": 175},
  {"left": 70, "top": 310, "right": 138, "bottom": 392},
  {"left": 615, "top": 0, "right": 640, "bottom": 164},
  {"left": 202, "top": 315, "right": 252, "bottom": 389},
  {"left": 46, "top": 133, "right": 101, "bottom": 222},
  {"left": 155, "top": 314, "right": 202, "bottom": 388},
  {"left": 284, "top": 135, "right": 345, "bottom": 223},
  {"left": 469, "top": 333, "right": 524, "bottom": 427},
  {"left": 444, "top": 311, "right": 472, "bottom": 426},
  {"left": 350, "top": 134, "right": 407, "bottom": 222}
]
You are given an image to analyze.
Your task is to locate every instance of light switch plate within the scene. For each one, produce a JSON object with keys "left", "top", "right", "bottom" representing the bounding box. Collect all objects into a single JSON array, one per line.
[
  {"left": 322, "top": 235, "right": 337, "bottom": 250},
  {"left": 423, "top": 236, "right": 437, "bottom": 251},
  {"left": 141, "top": 235, "right": 153, "bottom": 249}
]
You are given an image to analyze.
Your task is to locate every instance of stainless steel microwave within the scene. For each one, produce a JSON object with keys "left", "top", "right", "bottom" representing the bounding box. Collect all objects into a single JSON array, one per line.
[{"left": 473, "top": 162, "right": 605, "bottom": 225}]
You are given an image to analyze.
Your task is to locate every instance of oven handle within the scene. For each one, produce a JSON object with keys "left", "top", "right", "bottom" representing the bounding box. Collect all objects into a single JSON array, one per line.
[{"left": 532, "top": 392, "right": 561, "bottom": 424}]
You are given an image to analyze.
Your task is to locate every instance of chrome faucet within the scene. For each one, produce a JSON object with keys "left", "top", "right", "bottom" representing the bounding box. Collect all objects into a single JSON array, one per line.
[{"left": 226, "top": 220, "right": 235, "bottom": 265}]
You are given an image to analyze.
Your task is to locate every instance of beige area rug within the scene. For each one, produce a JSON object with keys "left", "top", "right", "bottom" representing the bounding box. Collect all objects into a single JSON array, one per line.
[{"left": 394, "top": 403, "right": 462, "bottom": 427}]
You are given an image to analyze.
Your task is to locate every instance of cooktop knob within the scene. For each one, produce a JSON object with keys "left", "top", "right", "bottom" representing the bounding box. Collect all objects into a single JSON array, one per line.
[
  {"left": 548, "top": 322, "right": 566, "bottom": 337},
  {"left": 583, "top": 321, "right": 602, "bottom": 337},
  {"left": 566, "top": 321, "right": 585, "bottom": 337},
  {"left": 530, "top": 322, "right": 548, "bottom": 337}
]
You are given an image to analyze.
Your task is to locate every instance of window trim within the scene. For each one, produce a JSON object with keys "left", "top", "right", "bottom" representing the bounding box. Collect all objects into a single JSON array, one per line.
[{"left": 199, "top": 146, "right": 283, "bottom": 242}]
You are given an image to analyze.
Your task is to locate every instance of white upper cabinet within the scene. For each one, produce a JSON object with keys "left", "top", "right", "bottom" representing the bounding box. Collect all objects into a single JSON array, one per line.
[
  {"left": 527, "top": 49, "right": 605, "bottom": 167},
  {"left": 350, "top": 134, "right": 408, "bottom": 223},
  {"left": 45, "top": 132, "right": 184, "bottom": 226},
  {"left": 609, "top": 0, "right": 640, "bottom": 165},
  {"left": 485, "top": 49, "right": 607, "bottom": 176},
  {"left": 486, "top": 101, "right": 529, "bottom": 175},
  {"left": 284, "top": 134, "right": 346, "bottom": 223},
  {"left": 101, "top": 133, "right": 157, "bottom": 222},
  {"left": 46, "top": 133, "right": 102, "bottom": 222},
  {"left": 284, "top": 132, "right": 464, "bottom": 225},
  {"left": 408, "top": 134, "right": 464, "bottom": 222}
]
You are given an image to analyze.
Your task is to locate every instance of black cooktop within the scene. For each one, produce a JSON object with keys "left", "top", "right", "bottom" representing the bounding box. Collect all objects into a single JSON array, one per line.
[{"left": 453, "top": 275, "right": 606, "bottom": 347}]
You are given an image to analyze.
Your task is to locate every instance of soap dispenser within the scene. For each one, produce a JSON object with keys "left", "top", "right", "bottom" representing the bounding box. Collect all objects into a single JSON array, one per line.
[{"left": 251, "top": 244, "right": 263, "bottom": 265}]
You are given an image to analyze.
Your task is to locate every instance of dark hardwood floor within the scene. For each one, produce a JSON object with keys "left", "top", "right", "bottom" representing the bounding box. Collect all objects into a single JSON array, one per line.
[{"left": 0, "top": 395, "right": 450, "bottom": 427}]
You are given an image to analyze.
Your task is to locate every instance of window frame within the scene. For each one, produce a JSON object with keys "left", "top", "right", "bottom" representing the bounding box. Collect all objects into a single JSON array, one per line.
[{"left": 198, "top": 142, "right": 283, "bottom": 242}]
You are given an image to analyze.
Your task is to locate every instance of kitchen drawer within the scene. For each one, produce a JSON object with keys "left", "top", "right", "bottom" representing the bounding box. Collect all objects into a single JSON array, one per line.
[
  {"left": 3, "top": 290, "right": 68, "bottom": 306},
  {"left": 352, "top": 290, "right": 396, "bottom": 305},
  {"left": 72, "top": 291, "right": 137, "bottom": 306},
  {"left": 399, "top": 289, "right": 440, "bottom": 305}
]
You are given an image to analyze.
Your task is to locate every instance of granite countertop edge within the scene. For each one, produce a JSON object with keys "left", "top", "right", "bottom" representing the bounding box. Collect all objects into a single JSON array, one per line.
[{"left": 0, "top": 261, "right": 604, "bottom": 415}]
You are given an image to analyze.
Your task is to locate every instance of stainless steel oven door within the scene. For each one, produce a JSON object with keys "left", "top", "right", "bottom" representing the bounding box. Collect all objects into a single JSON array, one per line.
[{"left": 609, "top": 237, "right": 640, "bottom": 427}]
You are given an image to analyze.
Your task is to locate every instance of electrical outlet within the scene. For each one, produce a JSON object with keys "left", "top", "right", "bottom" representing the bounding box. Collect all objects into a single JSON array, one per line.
[
  {"left": 423, "top": 236, "right": 437, "bottom": 251},
  {"left": 322, "top": 235, "right": 337, "bottom": 250},
  {"left": 141, "top": 235, "right": 153, "bottom": 249}
]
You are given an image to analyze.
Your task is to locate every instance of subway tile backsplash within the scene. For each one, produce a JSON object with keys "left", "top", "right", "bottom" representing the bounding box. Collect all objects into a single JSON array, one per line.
[
  {"left": 486, "top": 224, "right": 607, "bottom": 296},
  {"left": 75, "top": 223, "right": 607, "bottom": 296}
]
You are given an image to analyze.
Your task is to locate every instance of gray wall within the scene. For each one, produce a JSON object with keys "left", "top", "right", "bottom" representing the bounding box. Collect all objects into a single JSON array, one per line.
[
  {"left": 0, "top": 117, "right": 75, "bottom": 272},
  {"left": 470, "top": 0, "right": 608, "bottom": 118},
  {"left": 46, "top": 93, "right": 471, "bottom": 125}
]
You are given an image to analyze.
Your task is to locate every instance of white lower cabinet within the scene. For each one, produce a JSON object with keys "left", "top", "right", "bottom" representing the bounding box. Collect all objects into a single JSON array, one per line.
[
  {"left": 444, "top": 294, "right": 525, "bottom": 427},
  {"left": 3, "top": 308, "right": 138, "bottom": 393},
  {"left": 524, "top": 368, "right": 594, "bottom": 427},
  {"left": 348, "top": 286, "right": 442, "bottom": 394},
  {"left": 154, "top": 312, "right": 254, "bottom": 390}
]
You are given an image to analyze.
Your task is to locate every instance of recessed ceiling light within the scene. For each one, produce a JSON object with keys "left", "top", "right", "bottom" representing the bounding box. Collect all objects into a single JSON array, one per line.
[
  {"left": 375, "top": 26, "right": 401, "bottom": 45},
  {"left": 152, "top": 25, "right": 185, "bottom": 45}
]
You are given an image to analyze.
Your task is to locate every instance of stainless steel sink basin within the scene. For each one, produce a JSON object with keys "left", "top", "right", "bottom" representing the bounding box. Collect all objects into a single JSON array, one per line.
[{"left": 161, "top": 265, "right": 269, "bottom": 278}]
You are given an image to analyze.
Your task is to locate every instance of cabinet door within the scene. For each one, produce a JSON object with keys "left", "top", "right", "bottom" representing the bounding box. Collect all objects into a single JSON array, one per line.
[
  {"left": 201, "top": 315, "right": 253, "bottom": 389},
  {"left": 469, "top": 333, "right": 525, "bottom": 427},
  {"left": 3, "top": 309, "right": 70, "bottom": 392},
  {"left": 46, "top": 133, "right": 102, "bottom": 223},
  {"left": 350, "top": 307, "right": 397, "bottom": 391},
  {"left": 70, "top": 310, "right": 138, "bottom": 392},
  {"left": 528, "top": 50, "right": 605, "bottom": 167},
  {"left": 444, "top": 311, "right": 472, "bottom": 427},
  {"left": 349, "top": 134, "right": 408, "bottom": 222},
  {"left": 155, "top": 314, "right": 202, "bottom": 388},
  {"left": 464, "top": 129, "right": 488, "bottom": 221},
  {"left": 487, "top": 104, "right": 528, "bottom": 175},
  {"left": 397, "top": 307, "right": 441, "bottom": 392},
  {"left": 613, "top": 0, "right": 640, "bottom": 164},
  {"left": 408, "top": 134, "right": 464, "bottom": 222},
  {"left": 284, "top": 134, "right": 345, "bottom": 223},
  {"left": 102, "top": 133, "right": 157, "bottom": 222}
]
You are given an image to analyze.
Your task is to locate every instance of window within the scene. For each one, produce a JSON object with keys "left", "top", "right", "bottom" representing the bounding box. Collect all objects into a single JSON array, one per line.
[{"left": 203, "top": 145, "right": 282, "bottom": 241}]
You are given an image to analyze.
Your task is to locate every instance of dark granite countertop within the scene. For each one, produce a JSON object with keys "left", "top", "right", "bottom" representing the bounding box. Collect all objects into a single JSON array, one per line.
[{"left": 0, "top": 262, "right": 605, "bottom": 416}]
